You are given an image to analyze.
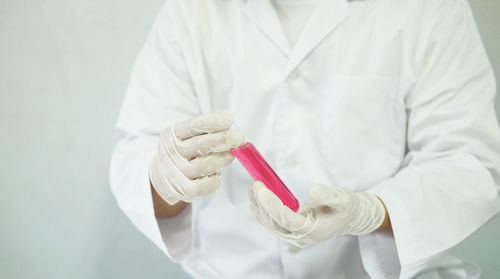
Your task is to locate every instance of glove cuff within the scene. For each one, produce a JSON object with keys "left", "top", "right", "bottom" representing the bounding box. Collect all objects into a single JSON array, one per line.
[
  {"left": 348, "top": 192, "right": 386, "bottom": 235},
  {"left": 149, "top": 154, "right": 182, "bottom": 206}
]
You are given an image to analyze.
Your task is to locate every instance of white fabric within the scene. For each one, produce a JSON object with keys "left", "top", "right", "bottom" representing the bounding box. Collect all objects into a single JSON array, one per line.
[
  {"left": 109, "top": 0, "right": 500, "bottom": 278},
  {"left": 249, "top": 181, "right": 386, "bottom": 248},
  {"left": 271, "top": 0, "right": 318, "bottom": 47},
  {"left": 149, "top": 110, "right": 245, "bottom": 205}
]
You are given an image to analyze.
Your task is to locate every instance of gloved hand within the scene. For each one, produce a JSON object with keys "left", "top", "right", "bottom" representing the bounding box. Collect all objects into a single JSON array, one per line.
[
  {"left": 249, "top": 181, "right": 386, "bottom": 248},
  {"left": 150, "top": 110, "right": 245, "bottom": 205}
]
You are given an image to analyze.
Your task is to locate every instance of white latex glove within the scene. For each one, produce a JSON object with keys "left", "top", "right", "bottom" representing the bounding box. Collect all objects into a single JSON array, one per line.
[
  {"left": 249, "top": 181, "right": 386, "bottom": 248},
  {"left": 150, "top": 110, "right": 245, "bottom": 205}
]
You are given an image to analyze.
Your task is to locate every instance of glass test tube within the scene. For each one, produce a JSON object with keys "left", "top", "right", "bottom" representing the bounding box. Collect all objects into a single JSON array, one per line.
[{"left": 231, "top": 142, "right": 300, "bottom": 212}]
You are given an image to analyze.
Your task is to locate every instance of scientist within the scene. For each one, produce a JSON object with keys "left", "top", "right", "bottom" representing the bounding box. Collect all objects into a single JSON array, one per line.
[{"left": 110, "top": 0, "right": 500, "bottom": 278}]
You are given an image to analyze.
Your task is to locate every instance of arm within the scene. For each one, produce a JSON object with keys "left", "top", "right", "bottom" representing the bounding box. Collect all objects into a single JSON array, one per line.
[
  {"left": 109, "top": 1, "right": 200, "bottom": 261},
  {"left": 360, "top": 1, "right": 500, "bottom": 277}
]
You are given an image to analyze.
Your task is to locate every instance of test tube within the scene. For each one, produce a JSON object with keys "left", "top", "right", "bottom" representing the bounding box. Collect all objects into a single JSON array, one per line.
[{"left": 231, "top": 142, "right": 300, "bottom": 212}]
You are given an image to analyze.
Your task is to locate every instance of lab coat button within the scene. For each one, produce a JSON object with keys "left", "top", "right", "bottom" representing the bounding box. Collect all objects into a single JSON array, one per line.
[{"left": 286, "top": 72, "right": 299, "bottom": 82}]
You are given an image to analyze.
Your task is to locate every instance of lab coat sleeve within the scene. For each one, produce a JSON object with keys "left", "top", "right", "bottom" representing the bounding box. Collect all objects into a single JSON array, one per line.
[
  {"left": 109, "top": 1, "right": 199, "bottom": 262},
  {"left": 358, "top": 1, "right": 500, "bottom": 278}
]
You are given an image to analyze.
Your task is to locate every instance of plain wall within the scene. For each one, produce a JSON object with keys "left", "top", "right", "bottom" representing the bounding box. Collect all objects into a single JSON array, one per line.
[{"left": 0, "top": 0, "right": 499, "bottom": 278}]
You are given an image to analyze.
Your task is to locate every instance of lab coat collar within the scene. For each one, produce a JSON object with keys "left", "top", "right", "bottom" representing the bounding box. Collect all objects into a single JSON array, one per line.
[
  {"left": 244, "top": 0, "right": 293, "bottom": 57},
  {"left": 244, "top": 0, "right": 349, "bottom": 77},
  {"left": 286, "top": 0, "right": 348, "bottom": 76}
]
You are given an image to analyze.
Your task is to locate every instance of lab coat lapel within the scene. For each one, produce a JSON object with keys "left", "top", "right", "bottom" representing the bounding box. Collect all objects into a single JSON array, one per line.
[
  {"left": 285, "top": 0, "right": 348, "bottom": 76},
  {"left": 244, "top": 0, "right": 292, "bottom": 58}
]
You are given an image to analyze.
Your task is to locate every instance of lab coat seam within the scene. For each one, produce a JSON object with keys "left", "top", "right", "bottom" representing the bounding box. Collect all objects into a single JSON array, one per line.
[
  {"left": 158, "top": 0, "right": 203, "bottom": 109},
  {"left": 411, "top": 0, "right": 468, "bottom": 103}
]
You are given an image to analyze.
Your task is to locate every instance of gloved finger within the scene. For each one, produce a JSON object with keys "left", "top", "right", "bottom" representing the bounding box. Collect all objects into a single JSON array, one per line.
[
  {"left": 308, "top": 184, "right": 351, "bottom": 213},
  {"left": 183, "top": 172, "right": 222, "bottom": 199},
  {"left": 179, "top": 151, "right": 234, "bottom": 179},
  {"left": 274, "top": 209, "right": 318, "bottom": 240},
  {"left": 249, "top": 183, "right": 268, "bottom": 224},
  {"left": 249, "top": 183, "right": 315, "bottom": 243},
  {"left": 177, "top": 129, "right": 245, "bottom": 159},
  {"left": 249, "top": 183, "right": 284, "bottom": 229},
  {"left": 249, "top": 196, "right": 295, "bottom": 236},
  {"left": 254, "top": 182, "right": 306, "bottom": 232},
  {"left": 249, "top": 193, "right": 265, "bottom": 224},
  {"left": 174, "top": 110, "right": 234, "bottom": 140}
]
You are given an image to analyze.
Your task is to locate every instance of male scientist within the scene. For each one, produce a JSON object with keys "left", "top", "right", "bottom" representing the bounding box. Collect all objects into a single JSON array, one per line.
[{"left": 110, "top": 0, "right": 500, "bottom": 278}]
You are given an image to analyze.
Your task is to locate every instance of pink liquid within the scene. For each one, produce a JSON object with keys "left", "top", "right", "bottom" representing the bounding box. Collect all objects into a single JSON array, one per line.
[{"left": 231, "top": 142, "right": 299, "bottom": 212}]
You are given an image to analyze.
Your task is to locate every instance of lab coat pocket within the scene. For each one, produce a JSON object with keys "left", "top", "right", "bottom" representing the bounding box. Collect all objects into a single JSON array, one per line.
[
  {"left": 318, "top": 76, "right": 404, "bottom": 190},
  {"left": 321, "top": 76, "right": 400, "bottom": 103}
]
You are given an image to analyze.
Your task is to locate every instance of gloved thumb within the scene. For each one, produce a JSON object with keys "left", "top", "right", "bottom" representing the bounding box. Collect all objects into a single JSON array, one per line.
[{"left": 308, "top": 184, "right": 350, "bottom": 212}]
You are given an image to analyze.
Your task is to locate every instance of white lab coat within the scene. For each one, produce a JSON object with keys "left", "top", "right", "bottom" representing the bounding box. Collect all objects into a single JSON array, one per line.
[{"left": 109, "top": 0, "right": 500, "bottom": 278}]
